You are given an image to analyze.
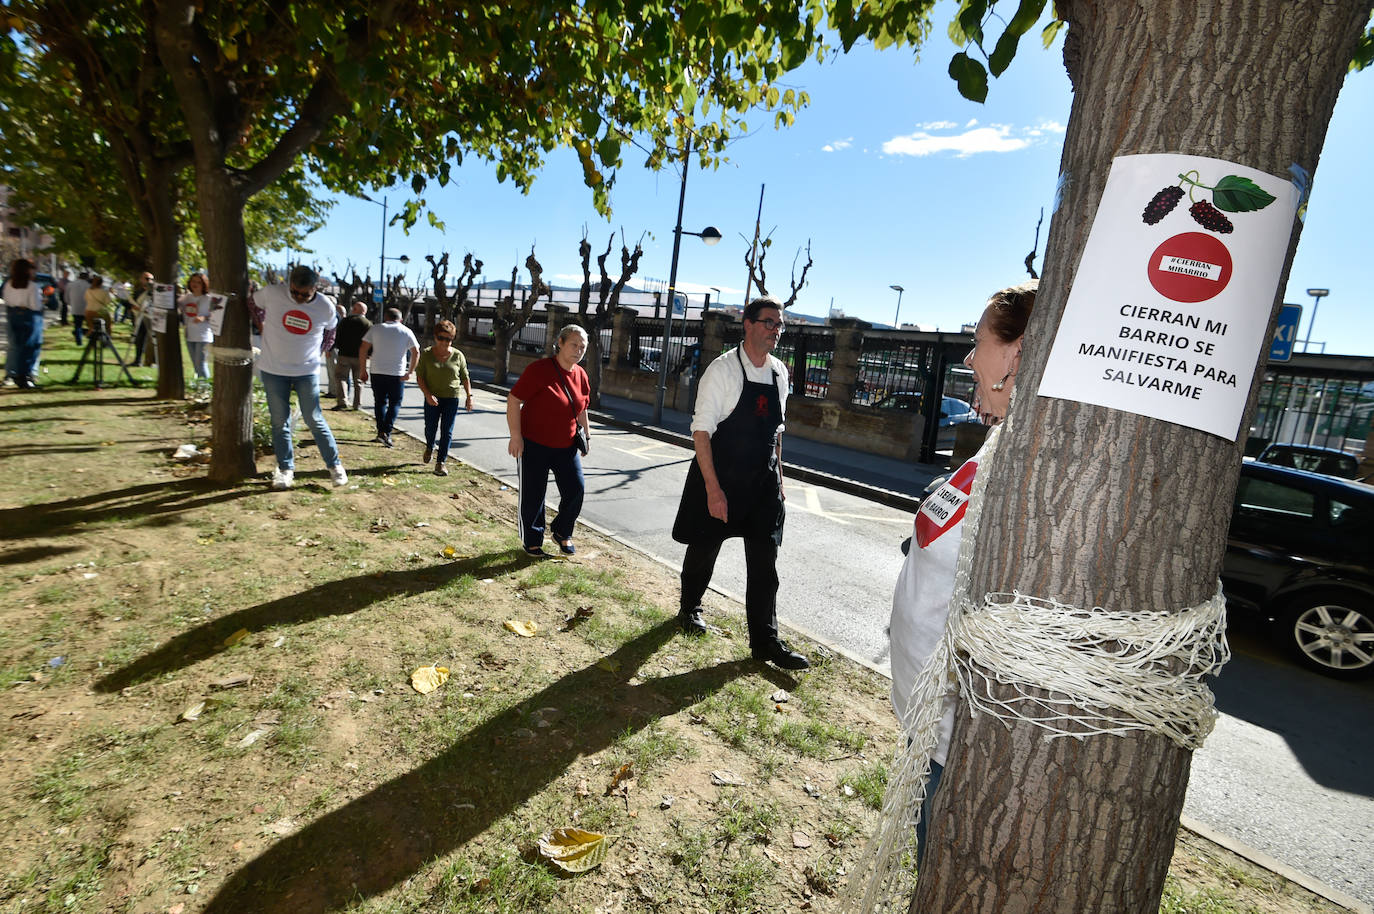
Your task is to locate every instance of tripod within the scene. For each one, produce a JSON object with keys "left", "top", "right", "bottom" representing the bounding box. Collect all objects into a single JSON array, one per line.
[{"left": 71, "top": 319, "right": 139, "bottom": 389}]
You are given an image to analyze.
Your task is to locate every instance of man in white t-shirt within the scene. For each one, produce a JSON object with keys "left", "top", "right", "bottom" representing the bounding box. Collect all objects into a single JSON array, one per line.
[
  {"left": 251, "top": 265, "right": 348, "bottom": 490},
  {"left": 358, "top": 307, "right": 420, "bottom": 448},
  {"left": 66, "top": 271, "right": 90, "bottom": 346}
]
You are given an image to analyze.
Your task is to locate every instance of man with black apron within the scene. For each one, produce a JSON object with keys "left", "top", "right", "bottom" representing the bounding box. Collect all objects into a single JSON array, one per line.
[{"left": 672, "top": 298, "right": 810, "bottom": 670}]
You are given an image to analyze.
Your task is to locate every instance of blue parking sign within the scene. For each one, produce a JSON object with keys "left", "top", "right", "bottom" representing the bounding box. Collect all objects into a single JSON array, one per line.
[
  {"left": 1269, "top": 303, "right": 1302, "bottom": 361},
  {"left": 372, "top": 286, "right": 384, "bottom": 305}
]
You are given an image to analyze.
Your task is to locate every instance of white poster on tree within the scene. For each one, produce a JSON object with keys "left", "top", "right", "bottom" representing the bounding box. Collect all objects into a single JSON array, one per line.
[
  {"left": 206, "top": 293, "right": 229, "bottom": 336},
  {"left": 1037, "top": 153, "right": 1298, "bottom": 441}
]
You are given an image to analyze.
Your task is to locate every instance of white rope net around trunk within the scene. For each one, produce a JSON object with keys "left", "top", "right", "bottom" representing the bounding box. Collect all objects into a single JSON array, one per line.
[{"left": 841, "top": 413, "right": 1231, "bottom": 914}]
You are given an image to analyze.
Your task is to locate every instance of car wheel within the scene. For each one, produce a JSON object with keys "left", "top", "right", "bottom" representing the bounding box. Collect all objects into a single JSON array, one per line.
[{"left": 1280, "top": 592, "right": 1374, "bottom": 680}]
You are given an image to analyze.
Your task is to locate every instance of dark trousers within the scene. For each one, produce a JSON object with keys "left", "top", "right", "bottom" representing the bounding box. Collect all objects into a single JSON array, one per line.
[
  {"left": 423, "top": 397, "right": 460, "bottom": 462},
  {"left": 132, "top": 320, "right": 151, "bottom": 364},
  {"left": 516, "top": 439, "right": 584, "bottom": 548},
  {"left": 680, "top": 535, "right": 779, "bottom": 652},
  {"left": 371, "top": 374, "right": 404, "bottom": 436}
]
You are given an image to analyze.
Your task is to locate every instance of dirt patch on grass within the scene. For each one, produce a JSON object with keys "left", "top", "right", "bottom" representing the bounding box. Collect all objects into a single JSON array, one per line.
[{"left": 0, "top": 387, "right": 1353, "bottom": 914}]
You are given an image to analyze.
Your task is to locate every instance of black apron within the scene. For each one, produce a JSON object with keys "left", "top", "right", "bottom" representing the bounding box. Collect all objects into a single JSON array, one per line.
[{"left": 672, "top": 349, "right": 785, "bottom": 546}]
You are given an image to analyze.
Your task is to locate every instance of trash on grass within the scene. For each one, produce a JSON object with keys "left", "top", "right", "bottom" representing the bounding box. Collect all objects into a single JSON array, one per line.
[{"left": 172, "top": 444, "right": 199, "bottom": 460}]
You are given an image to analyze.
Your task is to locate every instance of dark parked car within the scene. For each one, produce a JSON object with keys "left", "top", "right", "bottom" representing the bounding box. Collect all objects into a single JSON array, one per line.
[
  {"left": 1255, "top": 442, "right": 1362, "bottom": 480},
  {"left": 1222, "top": 461, "right": 1374, "bottom": 679}
]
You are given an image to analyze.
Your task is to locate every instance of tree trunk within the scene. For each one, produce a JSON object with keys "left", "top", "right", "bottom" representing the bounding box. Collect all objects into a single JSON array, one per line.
[
  {"left": 199, "top": 169, "right": 256, "bottom": 484},
  {"left": 146, "top": 156, "right": 185, "bottom": 400},
  {"left": 492, "top": 325, "right": 512, "bottom": 386},
  {"left": 912, "top": 3, "right": 1370, "bottom": 912},
  {"left": 585, "top": 332, "right": 604, "bottom": 409}
]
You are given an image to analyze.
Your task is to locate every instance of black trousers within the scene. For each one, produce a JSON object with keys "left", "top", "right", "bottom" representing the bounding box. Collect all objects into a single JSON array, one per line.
[{"left": 680, "top": 535, "right": 778, "bottom": 651}]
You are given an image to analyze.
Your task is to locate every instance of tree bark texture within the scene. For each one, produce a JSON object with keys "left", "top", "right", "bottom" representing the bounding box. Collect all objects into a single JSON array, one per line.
[{"left": 913, "top": 3, "right": 1371, "bottom": 913}]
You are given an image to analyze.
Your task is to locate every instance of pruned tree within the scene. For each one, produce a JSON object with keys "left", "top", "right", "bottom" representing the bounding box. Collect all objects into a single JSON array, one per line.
[
  {"left": 330, "top": 266, "right": 369, "bottom": 314},
  {"left": 576, "top": 229, "right": 645, "bottom": 407},
  {"left": 426, "top": 251, "right": 484, "bottom": 341},
  {"left": 491, "top": 249, "right": 551, "bottom": 385},
  {"left": 741, "top": 229, "right": 814, "bottom": 309}
]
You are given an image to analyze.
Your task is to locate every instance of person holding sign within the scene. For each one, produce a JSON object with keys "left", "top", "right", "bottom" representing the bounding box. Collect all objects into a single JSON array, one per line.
[
  {"left": 178, "top": 273, "right": 213, "bottom": 382},
  {"left": 888, "top": 280, "right": 1036, "bottom": 859}
]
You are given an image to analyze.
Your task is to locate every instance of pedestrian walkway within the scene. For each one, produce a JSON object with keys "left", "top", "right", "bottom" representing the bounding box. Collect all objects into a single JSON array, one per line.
[{"left": 465, "top": 362, "right": 947, "bottom": 510}]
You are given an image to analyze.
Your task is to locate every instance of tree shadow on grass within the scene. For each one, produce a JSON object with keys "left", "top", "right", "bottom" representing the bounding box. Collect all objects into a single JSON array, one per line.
[
  {"left": 0, "top": 394, "right": 151, "bottom": 412},
  {"left": 201, "top": 619, "right": 788, "bottom": 914},
  {"left": 0, "top": 478, "right": 256, "bottom": 542},
  {"left": 93, "top": 550, "right": 536, "bottom": 692}
]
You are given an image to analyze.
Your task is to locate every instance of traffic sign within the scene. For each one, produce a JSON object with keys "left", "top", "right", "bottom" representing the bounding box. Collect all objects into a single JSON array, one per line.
[
  {"left": 1269, "top": 303, "right": 1302, "bottom": 361},
  {"left": 372, "top": 285, "right": 384, "bottom": 304}
]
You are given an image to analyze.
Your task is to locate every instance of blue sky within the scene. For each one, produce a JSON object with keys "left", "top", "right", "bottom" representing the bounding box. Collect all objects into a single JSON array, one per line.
[{"left": 285, "top": 5, "right": 1373, "bottom": 356}]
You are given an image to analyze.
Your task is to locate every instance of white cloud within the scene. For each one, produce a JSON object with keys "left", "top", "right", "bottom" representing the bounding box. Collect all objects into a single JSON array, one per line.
[
  {"left": 821, "top": 137, "right": 854, "bottom": 153},
  {"left": 881, "top": 120, "right": 1064, "bottom": 158}
]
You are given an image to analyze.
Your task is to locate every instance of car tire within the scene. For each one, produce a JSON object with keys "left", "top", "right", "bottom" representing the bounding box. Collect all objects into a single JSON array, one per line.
[{"left": 1279, "top": 591, "right": 1374, "bottom": 680}]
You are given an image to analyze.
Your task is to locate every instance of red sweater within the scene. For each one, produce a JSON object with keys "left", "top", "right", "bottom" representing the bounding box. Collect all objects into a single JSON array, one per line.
[{"left": 511, "top": 358, "right": 590, "bottom": 448}]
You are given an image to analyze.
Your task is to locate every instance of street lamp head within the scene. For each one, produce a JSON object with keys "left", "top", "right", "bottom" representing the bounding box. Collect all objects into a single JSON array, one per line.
[
  {"left": 1306, "top": 288, "right": 1329, "bottom": 297},
  {"left": 890, "top": 284, "right": 905, "bottom": 293},
  {"left": 699, "top": 226, "right": 722, "bottom": 246},
  {"left": 398, "top": 254, "right": 410, "bottom": 264}
]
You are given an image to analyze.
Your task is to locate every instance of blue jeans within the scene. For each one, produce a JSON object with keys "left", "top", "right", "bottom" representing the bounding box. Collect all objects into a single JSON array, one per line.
[
  {"left": 186, "top": 341, "right": 210, "bottom": 379},
  {"left": 371, "top": 374, "right": 404, "bottom": 437},
  {"left": 260, "top": 370, "right": 340, "bottom": 472},
  {"left": 424, "top": 397, "right": 461, "bottom": 463},
  {"left": 516, "top": 438, "right": 584, "bottom": 548},
  {"left": 6, "top": 308, "right": 42, "bottom": 381},
  {"left": 916, "top": 759, "right": 944, "bottom": 866}
]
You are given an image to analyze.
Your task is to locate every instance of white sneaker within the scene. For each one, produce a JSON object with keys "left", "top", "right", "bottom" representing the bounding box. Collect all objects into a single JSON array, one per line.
[
  {"left": 330, "top": 461, "right": 348, "bottom": 487},
  {"left": 271, "top": 467, "right": 294, "bottom": 490}
]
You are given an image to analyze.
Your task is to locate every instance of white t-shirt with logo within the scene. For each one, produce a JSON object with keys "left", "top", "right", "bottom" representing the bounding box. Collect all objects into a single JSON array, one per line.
[
  {"left": 255, "top": 283, "right": 338, "bottom": 376},
  {"left": 179, "top": 294, "right": 215, "bottom": 343},
  {"left": 361, "top": 321, "right": 420, "bottom": 376},
  {"left": 889, "top": 429, "right": 995, "bottom": 765}
]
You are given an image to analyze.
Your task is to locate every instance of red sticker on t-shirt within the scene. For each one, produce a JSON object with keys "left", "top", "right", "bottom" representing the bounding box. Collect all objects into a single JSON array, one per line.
[
  {"left": 183, "top": 302, "right": 198, "bottom": 318},
  {"left": 914, "top": 457, "right": 979, "bottom": 549},
  {"left": 282, "top": 309, "right": 312, "bottom": 335}
]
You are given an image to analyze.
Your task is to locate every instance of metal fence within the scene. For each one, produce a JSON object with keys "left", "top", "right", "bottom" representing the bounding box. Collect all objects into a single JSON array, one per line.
[
  {"left": 627, "top": 316, "right": 703, "bottom": 376},
  {"left": 1249, "top": 372, "right": 1374, "bottom": 455},
  {"left": 773, "top": 327, "right": 835, "bottom": 399}
]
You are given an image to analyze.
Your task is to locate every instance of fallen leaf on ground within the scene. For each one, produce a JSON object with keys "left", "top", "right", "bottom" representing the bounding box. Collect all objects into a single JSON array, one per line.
[
  {"left": 179, "top": 701, "right": 207, "bottom": 722},
  {"left": 710, "top": 770, "right": 747, "bottom": 787},
  {"left": 221, "top": 629, "right": 250, "bottom": 648},
  {"left": 236, "top": 728, "right": 269, "bottom": 748},
  {"left": 770, "top": 689, "right": 790, "bottom": 703},
  {"left": 792, "top": 830, "right": 813, "bottom": 848},
  {"left": 595, "top": 657, "right": 621, "bottom": 672},
  {"left": 605, "top": 762, "right": 634, "bottom": 795},
  {"left": 503, "top": 619, "right": 538, "bottom": 637},
  {"left": 210, "top": 673, "right": 253, "bottom": 690},
  {"left": 411, "top": 665, "right": 450, "bottom": 694},
  {"left": 537, "top": 827, "right": 614, "bottom": 873}
]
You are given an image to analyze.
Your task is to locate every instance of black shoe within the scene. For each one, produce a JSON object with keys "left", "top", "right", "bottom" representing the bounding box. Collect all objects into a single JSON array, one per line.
[
  {"left": 331, "top": 404, "right": 347, "bottom": 411},
  {"left": 524, "top": 545, "right": 550, "bottom": 558},
  {"left": 753, "top": 640, "right": 810, "bottom": 670},
  {"left": 555, "top": 537, "right": 575, "bottom": 555},
  {"left": 383, "top": 434, "right": 394, "bottom": 448},
  {"left": 678, "top": 608, "right": 708, "bottom": 636},
  {"left": 423, "top": 446, "right": 433, "bottom": 464}
]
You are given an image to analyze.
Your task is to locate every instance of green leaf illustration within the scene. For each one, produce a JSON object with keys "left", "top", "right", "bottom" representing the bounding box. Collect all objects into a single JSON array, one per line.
[{"left": 1212, "top": 175, "right": 1277, "bottom": 213}]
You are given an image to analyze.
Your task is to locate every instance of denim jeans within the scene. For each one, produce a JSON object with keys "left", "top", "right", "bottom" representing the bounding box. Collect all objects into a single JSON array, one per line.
[
  {"left": 6, "top": 308, "right": 42, "bottom": 381},
  {"left": 186, "top": 341, "right": 210, "bottom": 379},
  {"left": 516, "top": 439, "right": 584, "bottom": 548},
  {"left": 259, "top": 370, "right": 340, "bottom": 472},
  {"left": 423, "top": 396, "right": 461, "bottom": 463},
  {"left": 371, "top": 374, "right": 404, "bottom": 437}
]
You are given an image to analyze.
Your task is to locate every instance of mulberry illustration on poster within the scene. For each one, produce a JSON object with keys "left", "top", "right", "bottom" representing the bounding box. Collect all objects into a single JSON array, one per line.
[{"left": 1038, "top": 153, "right": 1298, "bottom": 441}]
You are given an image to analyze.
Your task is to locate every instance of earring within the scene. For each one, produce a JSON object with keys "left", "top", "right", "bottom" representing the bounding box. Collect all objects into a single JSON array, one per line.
[{"left": 991, "top": 369, "right": 1012, "bottom": 392}]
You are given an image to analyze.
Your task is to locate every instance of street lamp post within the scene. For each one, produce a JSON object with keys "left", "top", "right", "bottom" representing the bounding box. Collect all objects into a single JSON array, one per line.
[
  {"left": 1302, "top": 287, "right": 1329, "bottom": 353},
  {"left": 889, "top": 284, "right": 905, "bottom": 329},
  {"left": 359, "top": 193, "right": 410, "bottom": 318},
  {"left": 707, "top": 286, "right": 721, "bottom": 313},
  {"left": 654, "top": 142, "right": 721, "bottom": 424}
]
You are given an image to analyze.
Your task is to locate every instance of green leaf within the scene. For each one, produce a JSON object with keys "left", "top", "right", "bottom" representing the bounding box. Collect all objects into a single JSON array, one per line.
[
  {"left": 1041, "top": 18, "right": 1066, "bottom": 50},
  {"left": 1350, "top": 24, "right": 1373, "bottom": 72},
  {"left": 987, "top": 0, "right": 1045, "bottom": 77},
  {"left": 948, "top": 51, "right": 988, "bottom": 103},
  {"left": 780, "top": 38, "right": 806, "bottom": 71},
  {"left": 682, "top": 83, "right": 698, "bottom": 113},
  {"left": 1212, "top": 175, "right": 1277, "bottom": 213},
  {"left": 596, "top": 135, "right": 620, "bottom": 167},
  {"left": 954, "top": 0, "right": 988, "bottom": 46}
]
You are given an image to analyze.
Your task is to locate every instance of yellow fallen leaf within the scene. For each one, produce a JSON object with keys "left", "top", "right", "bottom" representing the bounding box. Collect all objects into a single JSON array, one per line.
[
  {"left": 503, "top": 620, "right": 538, "bottom": 638},
  {"left": 442, "top": 546, "right": 458, "bottom": 557},
  {"left": 411, "top": 665, "right": 450, "bottom": 694},
  {"left": 222, "top": 628, "right": 249, "bottom": 648},
  {"left": 596, "top": 657, "right": 621, "bottom": 673},
  {"left": 180, "top": 700, "right": 207, "bottom": 722},
  {"left": 537, "top": 827, "right": 614, "bottom": 873}
]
